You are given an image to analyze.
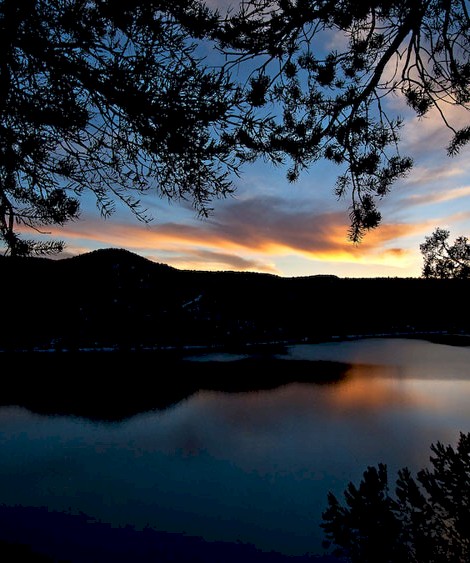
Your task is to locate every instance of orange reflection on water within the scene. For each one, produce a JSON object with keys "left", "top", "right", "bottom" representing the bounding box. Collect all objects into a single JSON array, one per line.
[{"left": 324, "top": 364, "right": 437, "bottom": 412}]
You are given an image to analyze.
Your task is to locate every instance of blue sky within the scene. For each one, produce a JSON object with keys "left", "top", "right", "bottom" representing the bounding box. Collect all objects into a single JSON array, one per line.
[{"left": 32, "top": 1, "right": 470, "bottom": 278}]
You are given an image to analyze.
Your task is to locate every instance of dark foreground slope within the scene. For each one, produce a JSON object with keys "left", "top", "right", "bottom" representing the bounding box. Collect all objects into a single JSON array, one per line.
[{"left": 1, "top": 248, "right": 469, "bottom": 350}]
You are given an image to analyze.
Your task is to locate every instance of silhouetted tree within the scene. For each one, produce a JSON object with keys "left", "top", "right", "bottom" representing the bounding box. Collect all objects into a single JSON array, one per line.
[
  {"left": 420, "top": 228, "right": 470, "bottom": 278},
  {"left": 0, "top": 0, "right": 241, "bottom": 255},
  {"left": 2, "top": 1, "right": 470, "bottom": 255},
  {"left": 321, "top": 432, "right": 470, "bottom": 563},
  {"left": 216, "top": 0, "right": 470, "bottom": 241}
]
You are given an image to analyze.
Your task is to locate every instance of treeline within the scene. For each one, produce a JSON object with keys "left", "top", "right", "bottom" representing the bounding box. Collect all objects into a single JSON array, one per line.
[{"left": 2, "top": 248, "right": 469, "bottom": 351}]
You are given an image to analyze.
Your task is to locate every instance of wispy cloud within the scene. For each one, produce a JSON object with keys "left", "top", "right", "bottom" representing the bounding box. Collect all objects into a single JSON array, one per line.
[
  {"left": 34, "top": 195, "right": 426, "bottom": 273},
  {"left": 155, "top": 248, "right": 278, "bottom": 273},
  {"left": 437, "top": 209, "right": 470, "bottom": 226},
  {"left": 402, "top": 163, "right": 466, "bottom": 187},
  {"left": 405, "top": 185, "right": 470, "bottom": 206},
  {"left": 207, "top": 197, "right": 422, "bottom": 262},
  {"left": 401, "top": 103, "right": 470, "bottom": 157}
]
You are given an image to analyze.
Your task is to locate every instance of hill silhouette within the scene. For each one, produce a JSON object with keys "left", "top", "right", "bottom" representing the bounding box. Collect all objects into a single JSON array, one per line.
[{"left": 1, "top": 247, "right": 469, "bottom": 351}]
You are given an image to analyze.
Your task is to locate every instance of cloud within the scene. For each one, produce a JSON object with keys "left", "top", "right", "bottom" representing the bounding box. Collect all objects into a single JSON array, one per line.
[
  {"left": 402, "top": 163, "right": 467, "bottom": 187},
  {"left": 384, "top": 247, "right": 407, "bottom": 257},
  {"left": 207, "top": 196, "right": 422, "bottom": 263},
  {"left": 36, "top": 195, "right": 424, "bottom": 274},
  {"left": 155, "top": 248, "right": 278, "bottom": 273},
  {"left": 202, "top": 0, "right": 239, "bottom": 14},
  {"left": 207, "top": 196, "right": 347, "bottom": 253},
  {"left": 435, "top": 209, "right": 470, "bottom": 227},
  {"left": 405, "top": 185, "right": 470, "bottom": 206},
  {"left": 401, "top": 103, "right": 470, "bottom": 157}
]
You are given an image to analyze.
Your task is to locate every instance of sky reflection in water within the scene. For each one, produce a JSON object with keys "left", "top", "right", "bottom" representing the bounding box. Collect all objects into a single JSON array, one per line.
[{"left": 1, "top": 338, "right": 470, "bottom": 555}]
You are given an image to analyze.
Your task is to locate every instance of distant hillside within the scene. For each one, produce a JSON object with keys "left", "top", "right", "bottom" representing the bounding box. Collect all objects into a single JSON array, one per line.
[{"left": 1, "top": 248, "right": 469, "bottom": 350}]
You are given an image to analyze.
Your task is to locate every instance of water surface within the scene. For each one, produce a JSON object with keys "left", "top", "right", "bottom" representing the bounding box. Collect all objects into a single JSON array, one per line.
[{"left": 1, "top": 338, "right": 470, "bottom": 556}]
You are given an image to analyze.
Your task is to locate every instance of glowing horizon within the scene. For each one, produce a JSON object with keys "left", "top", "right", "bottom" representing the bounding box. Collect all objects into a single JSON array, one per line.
[{"left": 9, "top": 4, "right": 470, "bottom": 279}]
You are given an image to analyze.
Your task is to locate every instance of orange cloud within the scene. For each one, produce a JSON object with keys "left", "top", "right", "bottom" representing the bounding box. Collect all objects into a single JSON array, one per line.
[
  {"left": 27, "top": 195, "right": 424, "bottom": 272},
  {"left": 154, "top": 248, "right": 278, "bottom": 273},
  {"left": 384, "top": 247, "right": 407, "bottom": 257},
  {"left": 209, "top": 197, "right": 420, "bottom": 261}
]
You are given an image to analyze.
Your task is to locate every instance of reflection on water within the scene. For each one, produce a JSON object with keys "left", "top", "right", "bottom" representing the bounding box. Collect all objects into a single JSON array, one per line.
[
  {"left": 1, "top": 338, "right": 470, "bottom": 556},
  {"left": 281, "top": 337, "right": 470, "bottom": 379}
]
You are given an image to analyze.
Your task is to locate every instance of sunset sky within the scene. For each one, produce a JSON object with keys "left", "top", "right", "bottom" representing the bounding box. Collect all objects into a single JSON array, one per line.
[{"left": 33, "top": 1, "right": 470, "bottom": 278}]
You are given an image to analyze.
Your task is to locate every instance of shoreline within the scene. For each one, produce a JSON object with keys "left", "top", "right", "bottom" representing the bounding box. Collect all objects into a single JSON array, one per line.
[
  {"left": 1, "top": 333, "right": 468, "bottom": 422},
  {"left": 2, "top": 329, "right": 469, "bottom": 355}
]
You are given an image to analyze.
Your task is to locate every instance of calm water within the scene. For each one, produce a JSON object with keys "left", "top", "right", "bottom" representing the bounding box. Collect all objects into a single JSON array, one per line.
[{"left": 1, "top": 338, "right": 470, "bottom": 556}]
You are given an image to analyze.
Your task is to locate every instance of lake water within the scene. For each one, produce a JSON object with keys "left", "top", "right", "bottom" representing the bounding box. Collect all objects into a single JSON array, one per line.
[{"left": 1, "top": 338, "right": 470, "bottom": 557}]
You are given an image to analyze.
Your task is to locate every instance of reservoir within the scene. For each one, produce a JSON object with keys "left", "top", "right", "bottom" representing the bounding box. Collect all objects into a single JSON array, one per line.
[{"left": 1, "top": 337, "right": 469, "bottom": 557}]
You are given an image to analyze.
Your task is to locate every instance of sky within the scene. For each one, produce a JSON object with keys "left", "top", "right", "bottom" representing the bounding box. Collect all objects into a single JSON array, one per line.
[{"left": 33, "top": 1, "right": 470, "bottom": 278}]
